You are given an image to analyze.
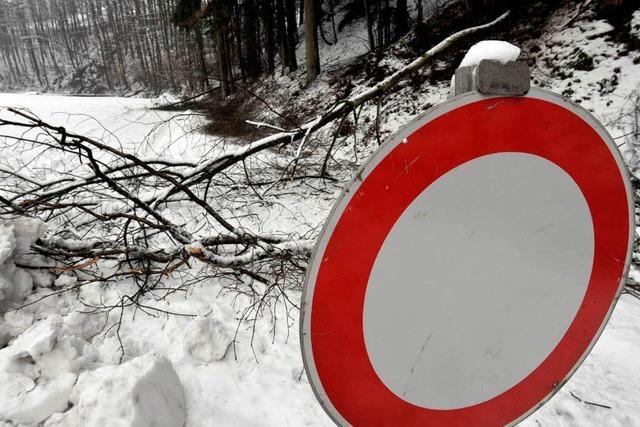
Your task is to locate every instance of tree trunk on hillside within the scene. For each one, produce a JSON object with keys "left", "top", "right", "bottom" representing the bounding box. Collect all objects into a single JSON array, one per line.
[
  {"left": 215, "top": 27, "right": 232, "bottom": 97},
  {"left": 285, "top": 0, "right": 298, "bottom": 71},
  {"left": 276, "top": 0, "right": 290, "bottom": 71},
  {"left": 376, "top": 0, "right": 384, "bottom": 61},
  {"left": 299, "top": 0, "right": 305, "bottom": 25},
  {"left": 394, "top": 0, "right": 409, "bottom": 39},
  {"left": 363, "top": 0, "right": 376, "bottom": 52},
  {"left": 328, "top": 0, "right": 338, "bottom": 42},
  {"left": 263, "top": 0, "right": 276, "bottom": 74},
  {"left": 244, "top": 0, "right": 261, "bottom": 79},
  {"left": 231, "top": 0, "right": 246, "bottom": 80},
  {"left": 304, "top": 0, "right": 320, "bottom": 83}
]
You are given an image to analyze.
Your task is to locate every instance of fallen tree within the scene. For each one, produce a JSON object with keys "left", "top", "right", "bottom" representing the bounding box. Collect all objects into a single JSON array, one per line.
[{"left": 0, "top": 12, "right": 512, "bottom": 325}]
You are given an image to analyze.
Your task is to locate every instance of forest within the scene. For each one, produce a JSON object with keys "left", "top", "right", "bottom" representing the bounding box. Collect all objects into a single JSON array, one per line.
[{"left": 0, "top": 0, "right": 506, "bottom": 94}]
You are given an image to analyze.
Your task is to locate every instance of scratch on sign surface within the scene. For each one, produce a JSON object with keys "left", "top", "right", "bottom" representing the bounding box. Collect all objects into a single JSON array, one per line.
[{"left": 402, "top": 333, "right": 433, "bottom": 397}]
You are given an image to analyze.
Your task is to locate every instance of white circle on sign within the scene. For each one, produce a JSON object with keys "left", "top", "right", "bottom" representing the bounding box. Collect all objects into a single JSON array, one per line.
[{"left": 363, "top": 152, "right": 594, "bottom": 410}]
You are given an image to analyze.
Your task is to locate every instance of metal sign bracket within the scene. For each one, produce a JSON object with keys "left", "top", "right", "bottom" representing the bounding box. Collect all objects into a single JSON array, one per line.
[{"left": 453, "top": 60, "right": 531, "bottom": 97}]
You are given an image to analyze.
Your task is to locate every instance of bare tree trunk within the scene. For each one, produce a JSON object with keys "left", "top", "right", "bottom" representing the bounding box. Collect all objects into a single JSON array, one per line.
[
  {"left": 364, "top": 0, "right": 375, "bottom": 52},
  {"left": 264, "top": 0, "right": 276, "bottom": 74},
  {"left": 394, "top": 0, "right": 409, "bottom": 39},
  {"left": 276, "top": 0, "right": 289, "bottom": 71},
  {"left": 304, "top": 0, "right": 320, "bottom": 83},
  {"left": 195, "top": 28, "right": 209, "bottom": 90},
  {"left": 285, "top": 0, "right": 298, "bottom": 71},
  {"left": 216, "top": 27, "right": 232, "bottom": 97},
  {"left": 244, "top": 0, "right": 261, "bottom": 79},
  {"left": 299, "top": 0, "right": 305, "bottom": 25}
]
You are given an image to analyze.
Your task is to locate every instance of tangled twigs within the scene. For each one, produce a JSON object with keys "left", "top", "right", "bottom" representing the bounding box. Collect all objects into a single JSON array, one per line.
[{"left": 0, "top": 106, "right": 312, "bottom": 319}]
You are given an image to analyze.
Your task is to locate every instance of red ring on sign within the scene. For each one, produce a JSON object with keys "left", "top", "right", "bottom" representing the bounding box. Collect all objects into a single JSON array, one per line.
[{"left": 309, "top": 96, "right": 630, "bottom": 426}]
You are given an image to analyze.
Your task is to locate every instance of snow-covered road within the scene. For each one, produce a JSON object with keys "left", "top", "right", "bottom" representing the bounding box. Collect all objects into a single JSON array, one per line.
[{"left": 0, "top": 92, "right": 212, "bottom": 164}]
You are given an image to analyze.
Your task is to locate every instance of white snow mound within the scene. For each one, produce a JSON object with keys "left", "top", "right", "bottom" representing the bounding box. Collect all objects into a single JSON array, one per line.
[
  {"left": 45, "top": 354, "right": 186, "bottom": 427},
  {"left": 459, "top": 40, "right": 521, "bottom": 67},
  {"left": 182, "top": 317, "right": 232, "bottom": 363},
  {"left": 0, "top": 315, "right": 89, "bottom": 425},
  {"left": 0, "top": 224, "right": 15, "bottom": 264},
  {"left": 0, "top": 217, "right": 48, "bottom": 312},
  {"left": 8, "top": 373, "right": 76, "bottom": 425},
  {"left": 632, "top": 10, "right": 640, "bottom": 39}
]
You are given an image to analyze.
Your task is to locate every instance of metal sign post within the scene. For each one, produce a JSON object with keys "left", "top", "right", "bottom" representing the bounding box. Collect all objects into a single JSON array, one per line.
[{"left": 300, "top": 61, "right": 633, "bottom": 426}]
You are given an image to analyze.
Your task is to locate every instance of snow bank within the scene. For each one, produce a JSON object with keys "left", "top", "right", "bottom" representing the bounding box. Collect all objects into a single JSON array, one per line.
[
  {"left": 183, "top": 318, "right": 232, "bottom": 363},
  {"left": 0, "top": 217, "right": 48, "bottom": 313},
  {"left": 0, "top": 316, "right": 75, "bottom": 424},
  {"left": 46, "top": 354, "right": 186, "bottom": 427},
  {"left": 1, "top": 309, "right": 186, "bottom": 426},
  {"left": 0, "top": 312, "right": 109, "bottom": 425},
  {"left": 9, "top": 373, "right": 77, "bottom": 424},
  {"left": 459, "top": 40, "right": 521, "bottom": 67}
]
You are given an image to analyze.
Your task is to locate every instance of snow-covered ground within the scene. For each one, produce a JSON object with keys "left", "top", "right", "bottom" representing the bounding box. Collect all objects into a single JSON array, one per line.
[
  {"left": 1, "top": 1, "right": 640, "bottom": 426},
  {"left": 0, "top": 91, "right": 638, "bottom": 426},
  {"left": 0, "top": 92, "right": 330, "bottom": 426},
  {"left": 0, "top": 93, "right": 212, "bottom": 166}
]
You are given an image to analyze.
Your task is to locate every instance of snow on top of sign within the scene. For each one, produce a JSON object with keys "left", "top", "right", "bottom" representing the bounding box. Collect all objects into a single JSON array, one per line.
[
  {"left": 631, "top": 9, "right": 640, "bottom": 39},
  {"left": 459, "top": 40, "right": 521, "bottom": 67}
]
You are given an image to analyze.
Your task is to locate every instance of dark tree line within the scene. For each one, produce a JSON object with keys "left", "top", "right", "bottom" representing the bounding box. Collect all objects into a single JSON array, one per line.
[
  {"left": 0, "top": 0, "right": 426, "bottom": 95},
  {"left": 1, "top": 0, "right": 190, "bottom": 92}
]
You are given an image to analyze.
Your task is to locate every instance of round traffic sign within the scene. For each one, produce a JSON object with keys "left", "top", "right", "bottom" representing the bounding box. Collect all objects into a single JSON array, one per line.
[{"left": 300, "top": 89, "right": 633, "bottom": 426}]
